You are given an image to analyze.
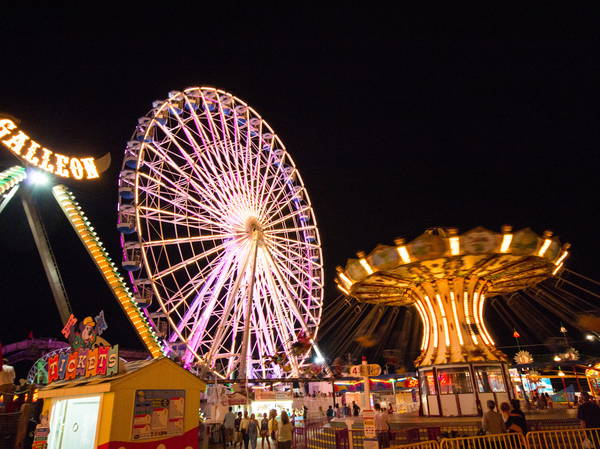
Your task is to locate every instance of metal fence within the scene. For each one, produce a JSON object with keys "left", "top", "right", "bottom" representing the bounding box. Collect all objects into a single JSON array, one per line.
[
  {"left": 527, "top": 427, "right": 600, "bottom": 448},
  {"left": 439, "top": 433, "right": 524, "bottom": 449},
  {"left": 301, "top": 426, "right": 600, "bottom": 449}
]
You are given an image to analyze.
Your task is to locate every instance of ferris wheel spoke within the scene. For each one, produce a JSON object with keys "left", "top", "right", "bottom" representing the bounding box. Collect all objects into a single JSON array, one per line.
[
  {"left": 267, "top": 236, "right": 321, "bottom": 267},
  {"left": 179, "top": 253, "right": 239, "bottom": 362},
  {"left": 140, "top": 158, "right": 227, "bottom": 220},
  {"left": 262, "top": 245, "right": 318, "bottom": 330},
  {"left": 137, "top": 183, "right": 229, "bottom": 230},
  {"left": 256, "top": 156, "right": 286, "bottom": 218},
  {"left": 138, "top": 206, "right": 223, "bottom": 233},
  {"left": 261, "top": 262, "right": 300, "bottom": 376},
  {"left": 264, "top": 225, "right": 317, "bottom": 236},
  {"left": 263, "top": 204, "right": 313, "bottom": 230},
  {"left": 151, "top": 122, "right": 236, "bottom": 209},
  {"left": 205, "top": 240, "right": 256, "bottom": 368},
  {"left": 267, "top": 232, "right": 321, "bottom": 249},
  {"left": 152, "top": 239, "right": 232, "bottom": 281},
  {"left": 143, "top": 135, "right": 219, "bottom": 202},
  {"left": 265, "top": 244, "right": 323, "bottom": 297},
  {"left": 143, "top": 232, "right": 239, "bottom": 249},
  {"left": 184, "top": 98, "right": 250, "bottom": 205},
  {"left": 163, "top": 251, "right": 234, "bottom": 321}
]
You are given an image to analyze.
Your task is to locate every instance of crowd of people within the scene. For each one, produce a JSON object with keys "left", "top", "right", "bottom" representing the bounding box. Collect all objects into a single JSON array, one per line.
[
  {"left": 222, "top": 407, "right": 294, "bottom": 449},
  {"left": 481, "top": 394, "right": 600, "bottom": 435}
]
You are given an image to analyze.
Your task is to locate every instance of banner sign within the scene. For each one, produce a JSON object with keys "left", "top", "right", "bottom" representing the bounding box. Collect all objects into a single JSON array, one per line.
[
  {"left": 0, "top": 117, "right": 109, "bottom": 180},
  {"left": 254, "top": 390, "right": 293, "bottom": 401},
  {"left": 132, "top": 389, "right": 185, "bottom": 440},
  {"left": 46, "top": 344, "right": 119, "bottom": 384}
]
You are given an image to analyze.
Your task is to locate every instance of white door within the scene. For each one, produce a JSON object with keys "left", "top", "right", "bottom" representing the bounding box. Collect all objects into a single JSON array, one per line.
[{"left": 48, "top": 395, "right": 101, "bottom": 449}]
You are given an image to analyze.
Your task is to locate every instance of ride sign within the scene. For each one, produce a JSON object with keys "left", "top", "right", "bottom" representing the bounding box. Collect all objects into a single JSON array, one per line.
[
  {"left": 0, "top": 117, "right": 109, "bottom": 180},
  {"left": 349, "top": 364, "right": 382, "bottom": 376}
]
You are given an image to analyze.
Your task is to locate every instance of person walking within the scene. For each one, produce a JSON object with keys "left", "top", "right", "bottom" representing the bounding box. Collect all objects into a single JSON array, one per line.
[
  {"left": 241, "top": 411, "right": 250, "bottom": 449},
  {"left": 326, "top": 405, "right": 334, "bottom": 420},
  {"left": 248, "top": 413, "right": 259, "bottom": 449},
  {"left": 260, "top": 413, "right": 270, "bottom": 449},
  {"left": 499, "top": 402, "right": 511, "bottom": 424},
  {"left": 352, "top": 401, "right": 360, "bottom": 417},
  {"left": 223, "top": 407, "right": 237, "bottom": 447},
  {"left": 505, "top": 399, "right": 528, "bottom": 434},
  {"left": 234, "top": 412, "right": 243, "bottom": 449},
  {"left": 374, "top": 403, "right": 390, "bottom": 448},
  {"left": 481, "top": 400, "right": 506, "bottom": 435},
  {"left": 268, "top": 409, "right": 278, "bottom": 445},
  {"left": 578, "top": 392, "right": 600, "bottom": 428},
  {"left": 277, "top": 411, "right": 293, "bottom": 449}
]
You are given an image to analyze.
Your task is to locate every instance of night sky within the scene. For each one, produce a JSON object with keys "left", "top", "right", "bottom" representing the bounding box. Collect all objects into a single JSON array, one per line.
[{"left": 1, "top": 11, "right": 599, "bottom": 365}]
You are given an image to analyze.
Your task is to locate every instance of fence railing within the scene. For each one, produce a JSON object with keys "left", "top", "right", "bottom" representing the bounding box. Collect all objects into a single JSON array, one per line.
[
  {"left": 526, "top": 427, "right": 600, "bottom": 448},
  {"left": 439, "top": 433, "right": 525, "bottom": 449},
  {"left": 302, "top": 426, "right": 600, "bottom": 449}
]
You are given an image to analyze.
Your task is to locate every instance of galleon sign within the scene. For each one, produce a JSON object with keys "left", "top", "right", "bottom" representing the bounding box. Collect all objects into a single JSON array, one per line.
[{"left": 0, "top": 117, "right": 107, "bottom": 180}]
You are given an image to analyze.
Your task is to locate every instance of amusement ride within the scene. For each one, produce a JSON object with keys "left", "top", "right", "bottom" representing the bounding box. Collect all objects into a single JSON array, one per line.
[{"left": 335, "top": 226, "right": 572, "bottom": 416}]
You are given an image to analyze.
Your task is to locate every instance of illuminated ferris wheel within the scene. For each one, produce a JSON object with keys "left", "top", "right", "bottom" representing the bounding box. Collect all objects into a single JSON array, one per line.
[{"left": 117, "top": 87, "right": 324, "bottom": 379}]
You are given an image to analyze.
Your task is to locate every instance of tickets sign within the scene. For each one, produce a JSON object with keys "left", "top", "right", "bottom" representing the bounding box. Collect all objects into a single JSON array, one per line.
[
  {"left": 0, "top": 117, "right": 109, "bottom": 180},
  {"left": 46, "top": 344, "right": 119, "bottom": 383}
]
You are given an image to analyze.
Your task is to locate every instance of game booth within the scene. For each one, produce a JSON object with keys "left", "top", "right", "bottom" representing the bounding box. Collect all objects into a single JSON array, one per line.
[{"left": 37, "top": 355, "right": 206, "bottom": 449}]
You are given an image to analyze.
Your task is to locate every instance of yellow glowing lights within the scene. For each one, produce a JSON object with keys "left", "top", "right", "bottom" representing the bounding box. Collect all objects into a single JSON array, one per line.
[
  {"left": 52, "top": 185, "right": 164, "bottom": 359},
  {"left": 397, "top": 246, "right": 411, "bottom": 263},
  {"left": 555, "top": 250, "right": 569, "bottom": 266},
  {"left": 423, "top": 295, "right": 439, "bottom": 348},
  {"left": 449, "top": 236, "right": 460, "bottom": 255},
  {"left": 538, "top": 239, "right": 552, "bottom": 257},
  {"left": 358, "top": 257, "right": 374, "bottom": 275},
  {"left": 435, "top": 294, "right": 451, "bottom": 347},
  {"left": 450, "top": 291, "right": 464, "bottom": 346},
  {"left": 500, "top": 233, "right": 513, "bottom": 253},
  {"left": 414, "top": 299, "right": 430, "bottom": 351},
  {"left": 552, "top": 263, "right": 564, "bottom": 276},
  {"left": 0, "top": 118, "right": 100, "bottom": 180},
  {"left": 464, "top": 291, "right": 479, "bottom": 345},
  {"left": 337, "top": 270, "right": 353, "bottom": 289},
  {"left": 336, "top": 283, "right": 350, "bottom": 295}
]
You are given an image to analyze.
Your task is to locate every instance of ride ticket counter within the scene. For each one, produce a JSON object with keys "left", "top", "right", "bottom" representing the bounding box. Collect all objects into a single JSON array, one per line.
[{"left": 38, "top": 357, "right": 206, "bottom": 449}]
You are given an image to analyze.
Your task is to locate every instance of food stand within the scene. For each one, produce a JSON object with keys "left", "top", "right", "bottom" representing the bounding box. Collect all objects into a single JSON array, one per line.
[{"left": 38, "top": 357, "right": 205, "bottom": 449}]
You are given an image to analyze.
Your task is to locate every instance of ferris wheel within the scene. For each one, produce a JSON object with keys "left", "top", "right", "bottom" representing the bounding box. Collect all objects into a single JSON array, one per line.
[{"left": 117, "top": 87, "right": 324, "bottom": 379}]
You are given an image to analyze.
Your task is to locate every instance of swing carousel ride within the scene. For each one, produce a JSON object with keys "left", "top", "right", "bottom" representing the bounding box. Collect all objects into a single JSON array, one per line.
[
  {"left": 1, "top": 86, "right": 326, "bottom": 382},
  {"left": 333, "top": 226, "right": 587, "bottom": 416}
]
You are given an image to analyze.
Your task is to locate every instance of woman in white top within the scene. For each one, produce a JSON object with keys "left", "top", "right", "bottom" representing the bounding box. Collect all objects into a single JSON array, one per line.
[{"left": 277, "top": 411, "right": 293, "bottom": 449}]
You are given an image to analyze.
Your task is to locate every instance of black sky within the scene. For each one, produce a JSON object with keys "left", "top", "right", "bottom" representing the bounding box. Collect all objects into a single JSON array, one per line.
[{"left": 1, "top": 11, "right": 600, "bottom": 356}]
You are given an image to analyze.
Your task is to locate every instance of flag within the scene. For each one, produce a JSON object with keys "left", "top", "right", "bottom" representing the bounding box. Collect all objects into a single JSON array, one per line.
[{"left": 27, "top": 331, "right": 34, "bottom": 339}]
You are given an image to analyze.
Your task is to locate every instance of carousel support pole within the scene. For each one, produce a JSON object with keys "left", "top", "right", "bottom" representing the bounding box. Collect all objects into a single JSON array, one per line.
[{"left": 361, "top": 356, "right": 371, "bottom": 411}]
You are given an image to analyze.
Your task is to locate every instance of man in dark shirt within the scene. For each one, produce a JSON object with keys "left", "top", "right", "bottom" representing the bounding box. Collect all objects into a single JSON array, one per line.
[
  {"left": 578, "top": 392, "right": 600, "bottom": 428},
  {"left": 505, "top": 399, "right": 528, "bottom": 434}
]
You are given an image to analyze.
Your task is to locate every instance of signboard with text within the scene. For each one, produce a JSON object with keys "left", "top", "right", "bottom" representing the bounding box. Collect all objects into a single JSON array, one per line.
[
  {"left": 349, "top": 364, "right": 382, "bottom": 377},
  {"left": 46, "top": 344, "right": 119, "bottom": 384}
]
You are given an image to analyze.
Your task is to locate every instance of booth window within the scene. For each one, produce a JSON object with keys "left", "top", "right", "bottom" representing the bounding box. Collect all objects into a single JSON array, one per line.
[
  {"left": 437, "top": 368, "right": 473, "bottom": 394},
  {"left": 474, "top": 366, "right": 506, "bottom": 393},
  {"left": 420, "top": 370, "right": 437, "bottom": 395}
]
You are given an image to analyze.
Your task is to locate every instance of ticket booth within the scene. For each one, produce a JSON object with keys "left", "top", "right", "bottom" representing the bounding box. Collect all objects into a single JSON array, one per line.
[{"left": 38, "top": 357, "right": 206, "bottom": 449}]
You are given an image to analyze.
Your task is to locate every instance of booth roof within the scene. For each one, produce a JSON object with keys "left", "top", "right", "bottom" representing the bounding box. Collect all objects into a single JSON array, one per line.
[{"left": 38, "top": 357, "right": 206, "bottom": 398}]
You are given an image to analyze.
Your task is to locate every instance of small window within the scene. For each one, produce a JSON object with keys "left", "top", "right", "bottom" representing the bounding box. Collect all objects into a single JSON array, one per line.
[
  {"left": 437, "top": 368, "right": 474, "bottom": 394},
  {"left": 475, "top": 366, "right": 507, "bottom": 393},
  {"left": 420, "top": 370, "right": 437, "bottom": 395}
]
